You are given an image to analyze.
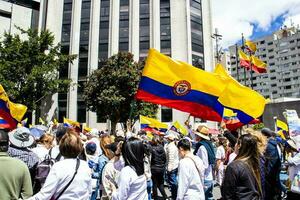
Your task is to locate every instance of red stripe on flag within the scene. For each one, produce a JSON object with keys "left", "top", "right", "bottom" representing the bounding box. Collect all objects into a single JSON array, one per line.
[{"left": 136, "top": 89, "right": 222, "bottom": 122}]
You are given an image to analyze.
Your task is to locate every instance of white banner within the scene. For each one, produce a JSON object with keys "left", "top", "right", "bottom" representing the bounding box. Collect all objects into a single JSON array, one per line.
[{"left": 285, "top": 109, "right": 300, "bottom": 137}]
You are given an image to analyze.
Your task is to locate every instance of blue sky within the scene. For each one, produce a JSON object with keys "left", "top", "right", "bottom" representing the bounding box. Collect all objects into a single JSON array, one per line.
[
  {"left": 250, "top": 15, "right": 286, "bottom": 40},
  {"left": 211, "top": 0, "right": 300, "bottom": 48}
]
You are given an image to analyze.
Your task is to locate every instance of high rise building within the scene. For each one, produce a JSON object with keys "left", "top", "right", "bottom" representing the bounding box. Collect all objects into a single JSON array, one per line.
[
  {"left": 0, "top": 0, "right": 40, "bottom": 36},
  {"left": 1, "top": 0, "right": 214, "bottom": 127},
  {"left": 228, "top": 26, "right": 300, "bottom": 100}
]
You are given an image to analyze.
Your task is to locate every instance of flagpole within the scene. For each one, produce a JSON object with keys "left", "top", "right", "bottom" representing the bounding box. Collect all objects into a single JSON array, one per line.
[
  {"left": 241, "top": 33, "right": 247, "bottom": 86},
  {"left": 249, "top": 51, "right": 254, "bottom": 89},
  {"left": 235, "top": 44, "right": 239, "bottom": 82}
]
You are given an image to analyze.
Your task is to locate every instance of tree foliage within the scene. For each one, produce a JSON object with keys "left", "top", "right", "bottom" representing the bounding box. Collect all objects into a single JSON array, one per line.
[
  {"left": 0, "top": 27, "right": 76, "bottom": 111},
  {"left": 84, "top": 52, "right": 158, "bottom": 132}
]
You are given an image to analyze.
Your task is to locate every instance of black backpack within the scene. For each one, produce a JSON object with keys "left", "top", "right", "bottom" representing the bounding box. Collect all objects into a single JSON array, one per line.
[{"left": 34, "top": 148, "right": 62, "bottom": 192}]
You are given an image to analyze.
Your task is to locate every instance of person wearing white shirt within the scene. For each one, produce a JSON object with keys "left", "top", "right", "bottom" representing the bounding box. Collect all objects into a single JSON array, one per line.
[
  {"left": 215, "top": 139, "right": 226, "bottom": 186},
  {"left": 287, "top": 137, "right": 300, "bottom": 199},
  {"left": 112, "top": 137, "right": 147, "bottom": 200},
  {"left": 165, "top": 133, "right": 179, "bottom": 200},
  {"left": 177, "top": 138, "right": 205, "bottom": 200},
  {"left": 28, "top": 131, "right": 92, "bottom": 200}
]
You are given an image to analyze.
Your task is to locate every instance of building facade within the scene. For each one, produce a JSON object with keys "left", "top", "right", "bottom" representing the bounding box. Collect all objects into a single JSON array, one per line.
[
  {"left": 229, "top": 26, "right": 300, "bottom": 100},
  {"left": 1, "top": 0, "right": 214, "bottom": 128},
  {"left": 0, "top": 0, "right": 40, "bottom": 36}
]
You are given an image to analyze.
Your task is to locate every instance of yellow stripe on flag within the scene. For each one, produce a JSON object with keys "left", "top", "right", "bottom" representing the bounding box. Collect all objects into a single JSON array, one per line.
[
  {"left": 0, "top": 84, "right": 27, "bottom": 122},
  {"left": 140, "top": 115, "right": 168, "bottom": 130},
  {"left": 245, "top": 40, "right": 257, "bottom": 52}
]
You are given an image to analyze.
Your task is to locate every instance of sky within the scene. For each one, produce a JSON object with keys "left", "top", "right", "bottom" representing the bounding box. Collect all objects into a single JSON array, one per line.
[{"left": 211, "top": 0, "right": 300, "bottom": 48}]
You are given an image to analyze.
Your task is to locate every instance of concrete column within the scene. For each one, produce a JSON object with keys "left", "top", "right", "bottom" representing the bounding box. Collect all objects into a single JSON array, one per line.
[
  {"left": 38, "top": 0, "right": 46, "bottom": 31},
  {"left": 108, "top": 0, "right": 120, "bottom": 56},
  {"left": 202, "top": 0, "right": 214, "bottom": 72},
  {"left": 170, "top": 0, "right": 188, "bottom": 62},
  {"left": 86, "top": 0, "right": 101, "bottom": 127},
  {"left": 67, "top": 0, "right": 82, "bottom": 120},
  {"left": 150, "top": 0, "right": 160, "bottom": 50},
  {"left": 129, "top": 0, "right": 139, "bottom": 61},
  {"left": 43, "top": 0, "right": 64, "bottom": 122}
]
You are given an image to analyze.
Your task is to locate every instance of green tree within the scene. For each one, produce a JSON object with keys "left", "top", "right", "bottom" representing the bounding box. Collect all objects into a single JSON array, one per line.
[
  {"left": 84, "top": 52, "right": 158, "bottom": 133},
  {"left": 0, "top": 28, "right": 76, "bottom": 121}
]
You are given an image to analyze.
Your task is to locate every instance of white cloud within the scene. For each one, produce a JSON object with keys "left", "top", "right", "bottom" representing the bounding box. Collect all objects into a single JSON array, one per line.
[{"left": 211, "top": 0, "right": 300, "bottom": 48}]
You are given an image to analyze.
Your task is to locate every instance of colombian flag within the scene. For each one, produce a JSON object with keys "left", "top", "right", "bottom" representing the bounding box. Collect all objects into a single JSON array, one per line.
[
  {"left": 0, "top": 117, "right": 11, "bottom": 129},
  {"left": 238, "top": 50, "right": 251, "bottom": 69},
  {"left": 136, "top": 49, "right": 266, "bottom": 130},
  {"left": 140, "top": 115, "right": 168, "bottom": 133},
  {"left": 251, "top": 55, "right": 267, "bottom": 73},
  {"left": 245, "top": 40, "right": 257, "bottom": 52},
  {"left": 0, "top": 84, "right": 27, "bottom": 130},
  {"left": 63, "top": 117, "right": 80, "bottom": 128},
  {"left": 170, "top": 121, "right": 188, "bottom": 136},
  {"left": 276, "top": 119, "right": 288, "bottom": 139}
]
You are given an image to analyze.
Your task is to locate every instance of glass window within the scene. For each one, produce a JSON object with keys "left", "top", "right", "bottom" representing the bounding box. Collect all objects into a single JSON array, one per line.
[
  {"left": 161, "top": 107, "right": 172, "bottom": 122},
  {"left": 77, "top": 101, "right": 86, "bottom": 123},
  {"left": 99, "top": 0, "right": 110, "bottom": 60}
]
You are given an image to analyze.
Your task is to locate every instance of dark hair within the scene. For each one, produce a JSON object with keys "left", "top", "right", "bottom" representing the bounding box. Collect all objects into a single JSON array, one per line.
[
  {"left": 151, "top": 135, "right": 162, "bottom": 146},
  {"left": 0, "top": 129, "right": 9, "bottom": 152},
  {"left": 59, "top": 130, "right": 83, "bottom": 158},
  {"left": 236, "top": 134, "right": 262, "bottom": 196},
  {"left": 177, "top": 139, "right": 191, "bottom": 151},
  {"left": 261, "top": 128, "right": 275, "bottom": 138},
  {"left": 122, "top": 137, "right": 145, "bottom": 176},
  {"left": 55, "top": 125, "right": 68, "bottom": 142}
]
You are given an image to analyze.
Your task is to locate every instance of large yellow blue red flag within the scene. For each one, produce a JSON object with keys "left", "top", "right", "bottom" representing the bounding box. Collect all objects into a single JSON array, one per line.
[
  {"left": 136, "top": 49, "right": 266, "bottom": 129},
  {"left": 0, "top": 84, "right": 27, "bottom": 129}
]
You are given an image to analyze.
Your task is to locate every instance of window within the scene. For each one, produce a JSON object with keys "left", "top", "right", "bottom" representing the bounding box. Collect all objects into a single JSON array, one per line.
[
  {"left": 77, "top": 101, "right": 86, "bottom": 123},
  {"left": 119, "top": 0, "right": 129, "bottom": 51},
  {"left": 192, "top": 54, "right": 204, "bottom": 69},
  {"left": 268, "top": 49, "right": 273, "bottom": 53},
  {"left": 260, "top": 40, "right": 265, "bottom": 44},
  {"left": 267, "top": 42, "right": 273, "bottom": 45},
  {"left": 269, "top": 55, "right": 274, "bottom": 59},
  {"left": 161, "top": 107, "right": 172, "bottom": 122},
  {"left": 99, "top": 0, "right": 110, "bottom": 59},
  {"left": 59, "top": 0, "right": 73, "bottom": 121},
  {"left": 160, "top": 0, "right": 171, "bottom": 54}
]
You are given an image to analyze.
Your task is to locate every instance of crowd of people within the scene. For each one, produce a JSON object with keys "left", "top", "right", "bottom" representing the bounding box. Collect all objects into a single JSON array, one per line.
[{"left": 0, "top": 121, "right": 300, "bottom": 200}]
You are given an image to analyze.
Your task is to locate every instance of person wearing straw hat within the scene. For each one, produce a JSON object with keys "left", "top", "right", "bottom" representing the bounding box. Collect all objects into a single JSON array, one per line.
[
  {"left": 194, "top": 125, "right": 215, "bottom": 200},
  {"left": 8, "top": 127, "right": 39, "bottom": 183},
  {"left": 165, "top": 130, "right": 179, "bottom": 200},
  {"left": 0, "top": 129, "right": 33, "bottom": 199}
]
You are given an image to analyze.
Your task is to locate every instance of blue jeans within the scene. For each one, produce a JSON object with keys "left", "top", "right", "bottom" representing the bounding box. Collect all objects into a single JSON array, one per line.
[
  {"left": 204, "top": 180, "right": 214, "bottom": 200},
  {"left": 167, "top": 168, "right": 178, "bottom": 200},
  {"left": 147, "top": 180, "right": 153, "bottom": 200}
]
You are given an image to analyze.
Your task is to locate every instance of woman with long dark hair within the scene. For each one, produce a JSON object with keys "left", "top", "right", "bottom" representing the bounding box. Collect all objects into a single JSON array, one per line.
[
  {"left": 221, "top": 134, "right": 263, "bottom": 200},
  {"left": 112, "top": 137, "right": 147, "bottom": 200}
]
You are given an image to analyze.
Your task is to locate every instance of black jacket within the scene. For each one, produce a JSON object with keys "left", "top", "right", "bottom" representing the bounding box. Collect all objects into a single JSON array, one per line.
[
  {"left": 221, "top": 160, "right": 261, "bottom": 200},
  {"left": 150, "top": 144, "right": 167, "bottom": 174},
  {"left": 264, "top": 138, "right": 282, "bottom": 199}
]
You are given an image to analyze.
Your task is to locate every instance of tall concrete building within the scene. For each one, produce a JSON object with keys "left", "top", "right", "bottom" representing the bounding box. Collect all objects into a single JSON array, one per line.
[
  {"left": 1, "top": 0, "right": 214, "bottom": 128},
  {"left": 229, "top": 26, "right": 300, "bottom": 100},
  {"left": 0, "top": 0, "right": 40, "bottom": 36}
]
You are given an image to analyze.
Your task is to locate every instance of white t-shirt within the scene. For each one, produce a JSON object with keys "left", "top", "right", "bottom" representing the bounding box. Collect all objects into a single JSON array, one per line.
[
  {"left": 177, "top": 153, "right": 205, "bottom": 200},
  {"left": 31, "top": 144, "right": 49, "bottom": 162},
  {"left": 216, "top": 145, "right": 225, "bottom": 161},
  {"left": 28, "top": 159, "right": 92, "bottom": 200},
  {"left": 112, "top": 166, "right": 147, "bottom": 200}
]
